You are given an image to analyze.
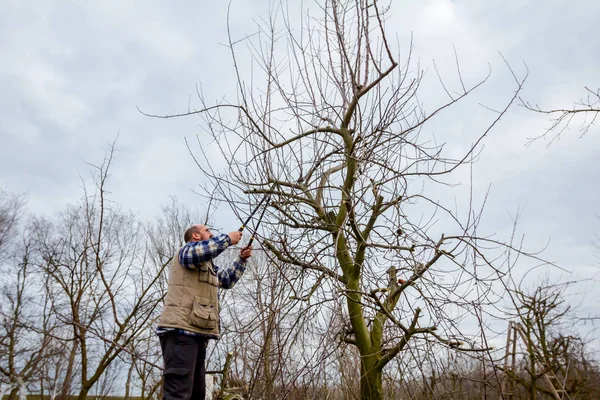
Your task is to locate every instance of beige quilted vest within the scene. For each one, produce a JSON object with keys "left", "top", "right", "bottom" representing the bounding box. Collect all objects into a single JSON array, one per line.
[{"left": 158, "top": 248, "right": 220, "bottom": 338}]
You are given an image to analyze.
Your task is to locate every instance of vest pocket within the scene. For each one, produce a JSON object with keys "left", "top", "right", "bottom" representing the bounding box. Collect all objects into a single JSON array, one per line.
[
  {"left": 189, "top": 296, "right": 217, "bottom": 330},
  {"left": 198, "top": 263, "right": 219, "bottom": 287}
]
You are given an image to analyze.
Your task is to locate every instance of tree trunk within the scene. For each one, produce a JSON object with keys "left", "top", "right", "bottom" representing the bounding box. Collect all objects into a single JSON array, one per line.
[
  {"left": 77, "top": 386, "right": 90, "bottom": 400},
  {"left": 261, "top": 312, "right": 275, "bottom": 398},
  {"left": 125, "top": 358, "right": 134, "bottom": 400},
  {"left": 360, "top": 356, "right": 383, "bottom": 400},
  {"left": 7, "top": 387, "right": 19, "bottom": 400},
  {"left": 57, "top": 340, "right": 78, "bottom": 400}
]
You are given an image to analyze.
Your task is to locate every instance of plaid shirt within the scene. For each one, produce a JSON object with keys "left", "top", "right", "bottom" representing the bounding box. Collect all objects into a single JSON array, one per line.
[
  {"left": 178, "top": 233, "right": 247, "bottom": 289},
  {"left": 157, "top": 233, "right": 247, "bottom": 337}
]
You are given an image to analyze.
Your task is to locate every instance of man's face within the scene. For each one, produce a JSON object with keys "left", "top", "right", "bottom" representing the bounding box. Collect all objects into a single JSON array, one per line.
[{"left": 193, "top": 225, "right": 213, "bottom": 241}]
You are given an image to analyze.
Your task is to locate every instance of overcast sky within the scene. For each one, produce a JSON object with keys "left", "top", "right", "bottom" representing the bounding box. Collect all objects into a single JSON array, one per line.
[{"left": 1, "top": 0, "right": 599, "bottom": 332}]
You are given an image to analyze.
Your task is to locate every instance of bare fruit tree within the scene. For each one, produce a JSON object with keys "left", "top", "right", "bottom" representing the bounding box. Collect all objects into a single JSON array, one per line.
[{"left": 144, "top": 1, "right": 543, "bottom": 398}]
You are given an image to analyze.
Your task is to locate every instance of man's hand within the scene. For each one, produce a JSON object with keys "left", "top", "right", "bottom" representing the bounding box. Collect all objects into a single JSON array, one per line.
[
  {"left": 228, "top": 231, "right": 242, "bottom": 245},
  {"left": 240, "top": 246, "right": 252, "bottom": 260}
]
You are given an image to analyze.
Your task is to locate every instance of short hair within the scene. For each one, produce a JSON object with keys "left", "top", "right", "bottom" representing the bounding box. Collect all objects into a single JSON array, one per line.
[{"left": 184, "top": 225, "right": 200, "bottom": 243}]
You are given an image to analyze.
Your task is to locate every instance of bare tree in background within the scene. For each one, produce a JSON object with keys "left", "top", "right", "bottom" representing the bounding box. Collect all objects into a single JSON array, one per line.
[
  {"left": 500, "top": 280, "right": 600, "bottom": 399},
  {"left": 0, "top": 219, "right": 57, "bottom": 400},
  {"left": 141, "top": 1, "right": 549, "bottom": 398},
  {"left": 0, "top": 164, "right": 202, "bottom": 400},
  {"left": 522, "top": 86, "right": 599, "bottom": 145},
  {"left": 37, "top": 144, "right": 167, "bottom": 400},
  {"left": 127, "top": 330, "right": 163, "bottom": 399},
  {"left": 0, "top": 188, "right": 25, "bottom": 263},
  {"left": 216, "top": 248, "right": 339, "bottom": 399}
]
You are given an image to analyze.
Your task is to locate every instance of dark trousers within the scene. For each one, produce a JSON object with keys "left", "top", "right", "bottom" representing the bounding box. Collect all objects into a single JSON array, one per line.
[{"left": 160, "top": 331, "right": 208, "bottom": 400}]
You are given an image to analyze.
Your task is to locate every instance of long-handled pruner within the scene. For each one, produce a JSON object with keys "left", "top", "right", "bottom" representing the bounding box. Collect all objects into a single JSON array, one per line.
[
  {"left": 247, "top": 195, "right": 270, "bottom": 246},
  {"left": 238, "top": 194, "right": 270, "bottom": 232}
]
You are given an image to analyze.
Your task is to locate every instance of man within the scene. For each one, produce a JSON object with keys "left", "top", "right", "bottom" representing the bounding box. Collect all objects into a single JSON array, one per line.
[{"left": 157, "top": 224, "right": 252, "bottom": 399}]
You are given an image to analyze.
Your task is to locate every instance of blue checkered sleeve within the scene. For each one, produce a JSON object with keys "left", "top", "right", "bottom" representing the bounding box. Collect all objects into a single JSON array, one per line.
[
  {"left": 214, "top": 256, "right": 247, "bottom": 289},
  {"left": 178, "top": 234, "right": 232, "bottom": 269}
]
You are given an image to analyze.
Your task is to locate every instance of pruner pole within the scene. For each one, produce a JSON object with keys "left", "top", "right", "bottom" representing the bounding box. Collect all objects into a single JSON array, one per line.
[
  {"left": 248, "top": 195, "right": 270, "bottom": 246},
  {"left": 238, "top": 193, "right": 270, "bottom": 232}
]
